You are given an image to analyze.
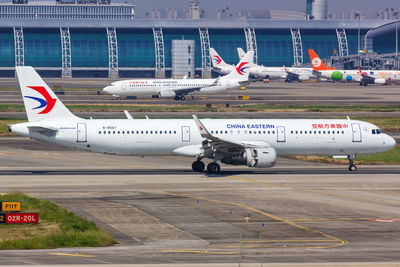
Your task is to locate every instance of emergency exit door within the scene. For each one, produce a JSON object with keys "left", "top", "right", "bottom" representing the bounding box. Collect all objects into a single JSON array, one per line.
[
  {"left": 181, "top": 126, "right": 190, "bottom": 142},
  {"left": 277, "top": 126, "right": 286, "bottom": 142},
  {"left": 77, "top": 123, "right": 87, "bottom": 142},
  {"left": 351, "top": 123, "right": 362, "bottom": 142}
]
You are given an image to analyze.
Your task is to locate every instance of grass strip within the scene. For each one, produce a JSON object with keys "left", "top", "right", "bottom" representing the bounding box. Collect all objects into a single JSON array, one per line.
[
  {"left": 291, "top": 145, "right": 400, "bottom": 165},
  {"left": 0, "top": 192, "right": 116, "bottom": 249}
]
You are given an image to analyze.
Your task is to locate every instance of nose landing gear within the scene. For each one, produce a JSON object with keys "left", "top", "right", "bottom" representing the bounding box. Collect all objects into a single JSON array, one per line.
[{"left": 348, "top": 155, "right": 357, "bottom": 171}]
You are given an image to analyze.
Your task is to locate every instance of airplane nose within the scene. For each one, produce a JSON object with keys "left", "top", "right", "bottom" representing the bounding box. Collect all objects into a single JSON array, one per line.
[
  {"left": 103, "top": 86, "right": 112, "bottom": 93},
  {"left": 387, "top": 135, "right": 396, "bottom": 149}
]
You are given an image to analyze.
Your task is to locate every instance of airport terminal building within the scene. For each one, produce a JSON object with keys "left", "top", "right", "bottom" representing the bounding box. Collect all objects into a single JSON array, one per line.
[{"left": 0, "top": 1, "right": 398, "bottom": 78}]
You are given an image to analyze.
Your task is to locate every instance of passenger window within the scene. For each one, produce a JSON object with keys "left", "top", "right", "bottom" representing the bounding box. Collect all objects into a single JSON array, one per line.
[
  {"left": 263, "top": 131, "right": 265, "bottom": 134},
  {"left": 309, "top": 131, "right": 312, "bottom": 134},
  {"left": 272, "top": 131, "right": 275, "bottom": 134},
  {"left": 249, "top": 131, "right": 252, "bottom": 134},
  {"left": 258, "top": 131, "right": 261, "bottom": 134},
  {"left": 122, "top": 131, "right": 125, "bottom": 134},
  {"left": 323, "top": 131, "right": 326, "bottom": 134},
  {"left": 211, "top": 131, "right": 214, "bottom": 134},
  {"left": 118, "top": 131, "right": 120, "bottom": 134},
  {"left": 141, "top": 131, "right": 144, "bottom": 134},
  {"left": 268, "top": 131, "right": 270, "bottom": 134},
  {"left": 174, "top": 131, "right": 176, "bottom": 134},
  {"left": 314, "top": 131, "right": 316, "bottom": 134},
  {"left": 165, "top": 131, "right": 167, "bottom": 134},
  {"left": 225, "top": 131, "right": 228, "bottom": 134},
  {"left": 145, "top": 131, "right": 148, "bottom": 134},
  {"left": 103, "top": 131, "right": 106, "bottom": 134},
  {"left": 169, "top": 131, "right": 172, "bottom": 134},
  {"left": 98, "top": 131, "right": 101, "bottom": 134},
  {"left": 300, "top": 131, "right": 302, "bottom": 134},
  {"left": 295, "top": 131, "right": 298, "bottom": 134},
  {"left": 342, "top": 131, "right": 344, "bottom": 134},
  {"left": 327, "top": 131, "right": 330, "bottom": 134},
  {"left": 337, "top": 131, "right": 339, "bottom": 134},
  {"left": 150, "top": 131, "right": 153, "bottom": 134},
  {"left": 108, "top": 131, "right": 111, "bottom": 134},
  {"left": 318, "top": 131, "right": 321, "bottom": 134}
]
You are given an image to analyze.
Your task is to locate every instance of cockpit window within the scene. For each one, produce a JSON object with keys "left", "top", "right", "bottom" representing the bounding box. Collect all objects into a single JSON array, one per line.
[{"left": 372, "top": 129, "right": 382, "bottom": 135}]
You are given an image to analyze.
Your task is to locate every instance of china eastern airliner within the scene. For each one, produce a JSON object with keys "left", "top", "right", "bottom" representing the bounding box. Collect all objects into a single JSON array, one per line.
[
  {"left": 102, "top": 51, "right": 253, "bottom": 101},
  {"left": 211, "top": 48, "right": 316, "bottom": 82},
  {"left": 10, "top": 67, "right": 396, "bottom": 173}
]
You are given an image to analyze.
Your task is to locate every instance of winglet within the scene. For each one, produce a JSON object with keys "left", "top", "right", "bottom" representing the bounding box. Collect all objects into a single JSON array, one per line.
[
  {"left": 193, "top": 115, "right": 212, "bottom": 139},
  {"left": 124, "top": 110, "right": 134, "bottom": 120}
]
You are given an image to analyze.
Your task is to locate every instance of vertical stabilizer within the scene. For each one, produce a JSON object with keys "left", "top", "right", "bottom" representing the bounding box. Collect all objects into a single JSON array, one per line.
[
  {"left": 210, "top": 48, "right": 231, "bottom": 68},
  {"left": 220, "top": 50, "right": 253, "bottom": 82},
  {"left": 308, "top": 49, "right": 335, "bottom": 71},
  {"left": 237, "top": 47, "right": 256, "bottom": 67},
  {"left": 16, "top": 66, "right": 78, "bottom": 122}
]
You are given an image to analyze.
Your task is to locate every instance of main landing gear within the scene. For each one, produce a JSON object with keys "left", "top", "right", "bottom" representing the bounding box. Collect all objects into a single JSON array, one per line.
[
  {"left": 174, "top": 94, "right": 186, "bottom": 101},
  {"left": 348, "top": 155, "right": 357, "bottom": 171},
  {"left": 192, "top": 160, "right": 205, "bottom": 172},
  {"left": 191, "top": 160, "right": 221, "bottom": 174}
]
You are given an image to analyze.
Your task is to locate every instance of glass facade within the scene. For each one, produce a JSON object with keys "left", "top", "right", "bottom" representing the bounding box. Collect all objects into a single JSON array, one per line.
[
  {"left": 372, "top": 31, "right": 400, "bottom": 54},
  {"left": 70, "top": 28, "right": 108, "bottom": 67},
  {"left": 24, "top": 28, "right": 61, "bottom": 67},
  {"left": 0, "top": 26, "right": 375, "bottom": 77},
  {"left": 0, "top": 28, "right": 13, "bottom": 67},
  {"left": 256, "top": 29, "right": 293, "bottom": 67},
  {"left": 209, "top": 29, "right": 246, "bottom": 65},
  {"left": 117, "top": 29, "right": 154, "bottom": 68},
  {"left": 0, "top": 5, "right": 135, "bottom": 19}
]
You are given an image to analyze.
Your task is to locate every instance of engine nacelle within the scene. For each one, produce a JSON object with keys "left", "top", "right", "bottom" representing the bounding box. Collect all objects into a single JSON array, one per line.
[
  {"left": 158, "top": 90, "right": 176, "bottom": 98},
  {"left": 374, "top": 78, "right": 386, "bottom": 85},
  {"left": 298, "top": 75, "right": 310, "bottom": 81},
  {"left": 221, "top": 147, "right": 277, "bottom": 168}
]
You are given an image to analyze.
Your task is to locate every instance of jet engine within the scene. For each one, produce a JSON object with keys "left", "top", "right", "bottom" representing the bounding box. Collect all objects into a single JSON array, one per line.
[
  {"left": 374, "top": 78, "right": 386, "bottom": 85},
  {"left": 221, "top": 147, "right": 277, "bottom": 168},
  {"left": 158, "top": 90, "right": 176, "bottom": 98},
  {"left": 298, "top": 75, "right": 310, "bottom": 81}
]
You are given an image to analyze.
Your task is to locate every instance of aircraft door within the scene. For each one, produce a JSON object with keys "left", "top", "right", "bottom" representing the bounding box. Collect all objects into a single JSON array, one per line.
[
  {"left": 351, "top": 123, "right": 362, "bottom": 142},
  {"left": 77, "top": 123, "right": 87, "bottom": 142},
  {"left": 277, "top": 126, "right": 286, "bottom": 142},
  {"left": 181, "top": 126, "right": 190, "bottom": 142},
  {"left": 122, "top": 82, "right": 126, "bottom": 90}
]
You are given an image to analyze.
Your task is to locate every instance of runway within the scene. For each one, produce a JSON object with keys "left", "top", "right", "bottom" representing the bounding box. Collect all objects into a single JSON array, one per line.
[{"left": 0, "top": 137, "right": 399, "bottom": 265}]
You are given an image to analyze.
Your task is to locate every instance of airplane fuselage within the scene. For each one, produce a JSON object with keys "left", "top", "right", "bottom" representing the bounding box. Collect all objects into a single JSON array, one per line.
[{"left": 11, "top": 118, "right": 395, "bottom": 157}]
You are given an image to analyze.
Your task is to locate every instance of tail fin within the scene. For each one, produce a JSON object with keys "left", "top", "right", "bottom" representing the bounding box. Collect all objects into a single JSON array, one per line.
[
  {"left": 16, "top": 66, "right": 78, "bottom": 122},
  {"left": 308, "top": 49, "right": 335, "bottom": 71},
  {"left": 210, "top": 48, "right": 231, "bottom": 68},
  {"left": 237, "top": 47, "right": 246, "bottom": 60},
  {"left": 220, "top": 50, "right": 254, "bottom": 82},
  {"left": 237, "top": 47, "right": 257, "bottom": 67}
]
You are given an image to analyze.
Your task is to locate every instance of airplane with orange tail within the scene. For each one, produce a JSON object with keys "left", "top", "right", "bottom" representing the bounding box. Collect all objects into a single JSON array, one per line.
[{"left": 308, "top": 49, "right": 400, "bottom": 85}]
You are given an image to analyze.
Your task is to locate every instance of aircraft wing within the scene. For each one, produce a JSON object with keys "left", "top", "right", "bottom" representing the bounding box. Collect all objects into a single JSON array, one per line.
[
  {"left": 174, "top": 78, "right": 219, "bottom": 96},
  {"left": 285, "top": 71, "right": 300, "bottom": 81},
  {"left": 312, "top": 70, "right": 322, "bottom": 77},
  {"left": 192, "top": 115, "right": 271, "bottom": 157}
]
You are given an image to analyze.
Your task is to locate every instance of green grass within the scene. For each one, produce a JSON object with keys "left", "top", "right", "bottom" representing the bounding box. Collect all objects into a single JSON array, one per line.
[
  {"left": 293, "top": 145, "right": 400, "bottom": 165},
  {"left": 0, "top": 192, "right": 116, "bottom": 249}
]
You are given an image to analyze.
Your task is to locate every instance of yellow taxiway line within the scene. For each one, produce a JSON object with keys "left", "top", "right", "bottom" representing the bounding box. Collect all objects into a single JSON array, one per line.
[{"left": 48, "top": 252, "right": 95, "bottom": 258}]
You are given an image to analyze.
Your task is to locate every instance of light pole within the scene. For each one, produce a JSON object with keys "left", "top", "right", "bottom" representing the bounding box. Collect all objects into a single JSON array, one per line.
[{"left": 355, "top": 12, "right": 362, "bottom": 54}]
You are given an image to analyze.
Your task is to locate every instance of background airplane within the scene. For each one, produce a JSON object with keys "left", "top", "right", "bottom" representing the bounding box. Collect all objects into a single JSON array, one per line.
[
  {"left": 10, "top": 66, "right": 396, "bottom": 173},
  {"left": 103, "top": 51, "right": 253, "bottom": 100},
  {"left": 236, "top": 47, "right": 316, "bottom": 82},
  {"left": 309, "top": 49, "right": 400, "bottom": 86}
]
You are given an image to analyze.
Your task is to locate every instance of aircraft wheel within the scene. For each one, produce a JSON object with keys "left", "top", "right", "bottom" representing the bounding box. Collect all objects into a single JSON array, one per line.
[
  {"left": 192, "top": 160, "right": 205, "bottom": 172},
  {"left": 174, "top": 95, "right": 180, "bottom": 101},
  {"left": 348, "top": 164, "right": 357, "bottom": 172},
  {"left": 207, "top": 162, "right": 220, "bottom": 174},
  {"left": 180, "top": 95, "right": 186, "bottom": 101}
]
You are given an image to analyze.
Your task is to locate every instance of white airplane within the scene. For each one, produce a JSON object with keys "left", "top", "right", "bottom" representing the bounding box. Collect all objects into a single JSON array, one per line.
[
  {"left": 210, "top": 47, "right": 315, "bottom": 82},
  {"left": 10, "top": 66, "right": 396, "bottom": 173},
  {"left": 309, "top": 49, "right": 400, "bottom": 86},
  {"left": 102, "top": 51, "right": 253, "bottom": 101},
  {"left": 236, "top": 47, "right": 316, "bottom": 82}
]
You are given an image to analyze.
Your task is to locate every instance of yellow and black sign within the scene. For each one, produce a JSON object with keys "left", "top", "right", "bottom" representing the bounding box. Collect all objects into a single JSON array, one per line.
[{"left": 1, "top": 201, "right": 21, "bottom": 212}]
